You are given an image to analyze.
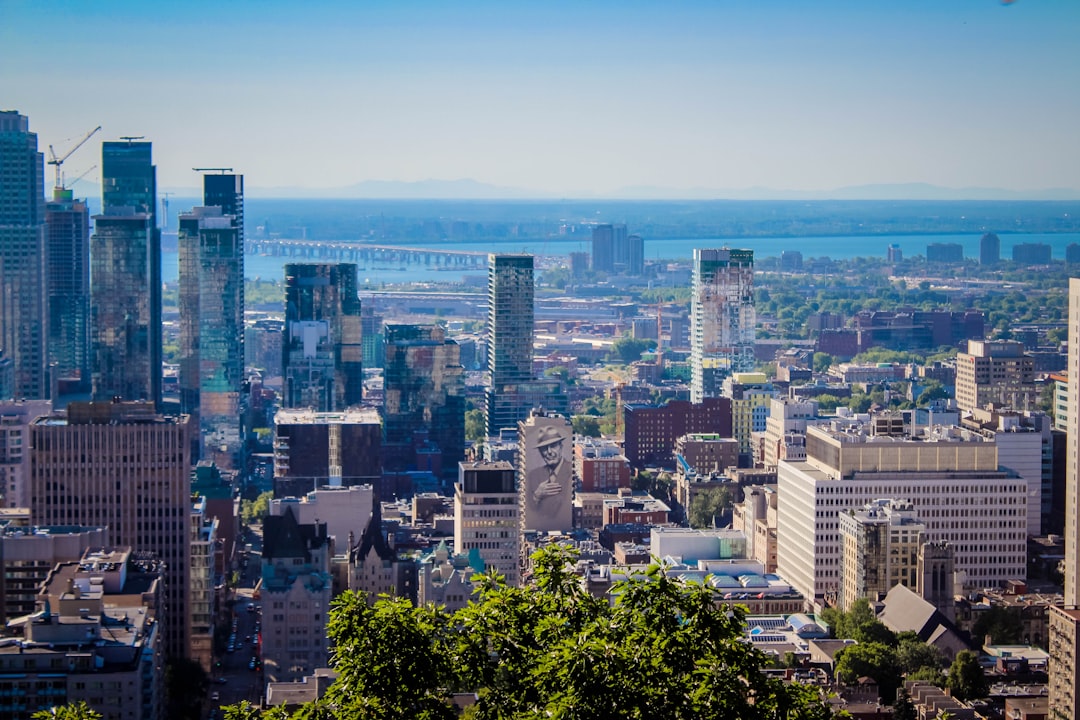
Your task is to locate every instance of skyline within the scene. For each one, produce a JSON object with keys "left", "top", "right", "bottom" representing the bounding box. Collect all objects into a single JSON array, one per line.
[{"left": 4, "top": 1, "right": 1080, "bottom": 197}]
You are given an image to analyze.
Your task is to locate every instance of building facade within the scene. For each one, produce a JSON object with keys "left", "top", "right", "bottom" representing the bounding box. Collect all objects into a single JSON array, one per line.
[
  {"left": 777, "top": 421, "right": 1027, "bottom": 610},
  {"left": 955, "top": 339, "right": 1037, "bottom": 413},
  {"left": 518, "top": 411, "right": 573, "bottom": 533},
  {"left": 454, "top": 461, "right": 519, "bottom": 586},
  {"left": 0, "top": 400, "right": 51, "bottom": 508},
  {"left": 980, "top": 232, "right": 1001, "bottom": 265},
  {"left": 691, "top": 248, "right": 755, "bottom": 402},
  {"left": 273, "top": 408, "right": 382, "bottom": 498},
  {"left": 282, "top": 263, "right": 363, "bottom": 412},
  {"left": 29, "top": 401, "right": 191, "bottom": 658},
  {"left": 838, "top": 499, "right": 925, "bottom": 611},
  {"left": 178, "top": 201, "right": 244, "bottom": 466},
  {"left": 45, "top": 187, "right": 90, "bottom": 395},
  {"left": 91, "top": 140, "right": 161, "bottom": 407},
  {"left": 0, "top": 111, "right": 47, "bottom": 400},
  {"left": 383, "top": 324, "right": 465, "bottom": 477},
  {"left": 623, "top": 397, "right": 733, "bottom": 470}
]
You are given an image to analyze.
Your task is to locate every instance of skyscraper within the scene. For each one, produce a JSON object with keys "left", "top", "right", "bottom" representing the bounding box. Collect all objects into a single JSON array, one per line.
[
  {"left": 1049, "top": 277, "right": 1080, "bottom": 717},
  {"left": 282, "top": 263, "right": 363, "bottom": 411},
  {"left": 178, "top": 195, "right": 244, "bottom": 466},
  {"left": 980, "top": 232, "right": 1000, "bottom": 265},
  {"left": 383, "top": 324, "right": 465, "bottom": 476},
  {"left": 29, "top": 401, "right": 191, "bottom": 659},
  {"left": 691, "top": 248, "right": 755, "bottom": 403},
  {"left": 591, "top": 224, "right": 615, "bottom": 273},
  {"left": 0, "top": 111, "right": 47, "bottom": 400},
  {"left": 484, "top": 254, "right": 565, "bottom": 439},
  {"left": 91, "top": 140, "right": 161, "bottom": 407},
  {"left": 45, "top": 187, "right": 90, "bottom": 394}
]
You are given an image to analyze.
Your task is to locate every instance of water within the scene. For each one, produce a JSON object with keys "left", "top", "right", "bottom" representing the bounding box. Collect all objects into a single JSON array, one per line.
[{"left": 161, "top": 231, "right": 1080, "bottom": 284}]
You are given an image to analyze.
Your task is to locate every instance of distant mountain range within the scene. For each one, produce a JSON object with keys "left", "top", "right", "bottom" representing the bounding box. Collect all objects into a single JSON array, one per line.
[{"left": 75, "top": 179, "right": 1080, "bottom": 202}]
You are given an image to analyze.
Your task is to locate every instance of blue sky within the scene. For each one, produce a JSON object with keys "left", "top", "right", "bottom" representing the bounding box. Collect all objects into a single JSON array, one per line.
[{"left": 4, "top": 0, "right": 1079, "bottom": 195}]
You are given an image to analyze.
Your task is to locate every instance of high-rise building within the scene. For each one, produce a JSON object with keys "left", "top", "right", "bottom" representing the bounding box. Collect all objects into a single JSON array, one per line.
[
  {"left": 0, "top": 111, "right": 47, "bottom": 400},
  {"left": 484, "top": 254, "right": 565, "bottom": 438},
  {"left": 0, "top": 400, "right": 51, "bottom": 508},
  {"left": 1067, "top": 243, "right": 1080, "bottom": 265},
  {"left": 776, "top": 420, "right": 1026, "bottom": 610},
  {"left": 179, "top": 178, "right": 245, "bottom": 467},
  {"left": 518, "top": 411, "right": 573, "bottom": 533},
  {"left": 980, "top": 232, "right": 1001, "bottom": 265},
  {"left": 91, "top": 140, "right": 161, "bottom": 407},
  {"left": 886, "top": 244, "right": 903, "bottom": 263},
  {"left": 360, "top": 305, "right": 384, "bottom": 370},
  {"left": 839, "top": 499, "right": 925, "bottom": 611},
  {"left": 29, "top": 401, "right": 191, "bottom": 658},
  {"left": 623, "top": 397, "right": 733, "bottom": 470},
  {"left": 383, "top": 324, "right": 465, "bottom": 476},
  {"left": 691, "top": 248, "right": 755, "bottom": 402},
  {"left": 45, "top": 188, "right": 90, "bottom": 395},
  {"left": 273, "top": 407, "right": 382, "bottom": 498},
  {"left": 591, "top": 224, "right": 615, "bottom": 273},
  {"left": 455, "top": 460, "right": 519, "bottom": 586},
  {"left": 1013, "top": 243, "right": 1052, "bottom": 265},
  {"left": 926, "top": 243, "right": 963, "bottom": 263},
  {"left": 955, "top": 339, "right": 1036, "bottom": 413},
  {"left": 282, "top": 263, "right": 363, "bottom": 411},
  {"left": 1049, "top": 278, "right": 1080, "bottom": 719}
]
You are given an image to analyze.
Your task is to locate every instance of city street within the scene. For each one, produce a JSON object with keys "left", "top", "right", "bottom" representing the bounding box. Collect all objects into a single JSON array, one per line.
[{"left": 208, "top": 527, "right": 263, "bottom": 716}]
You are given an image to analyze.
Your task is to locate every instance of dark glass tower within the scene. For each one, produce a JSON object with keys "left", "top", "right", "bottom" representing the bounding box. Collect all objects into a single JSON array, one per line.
[
  {"left": 91, "top": 140, "right": 161, "bottom": 406},
  {"left": 0, "top": 111, "right": 47, "bottom": 399},
  {"left": 45, "top": 187, "right": 91, "bottom": 394},
  {"left": 282, "top": 263, "right": 362, "bottom": 411},
  {"left": 383, "top": 324, "right": 465, "bottom": 476}
]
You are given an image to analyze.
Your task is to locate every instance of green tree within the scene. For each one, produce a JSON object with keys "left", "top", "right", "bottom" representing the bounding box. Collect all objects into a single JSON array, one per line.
[
  {"left": 250, "top": 545, "right": 837, "bottom": 719},
  {"left": 971, "top": 605, "right": 1023, "bottom": 646},
  {"left": 571, "top": 414, "right": 601, "bottom": 437},
  {"left": 946, "top": 650, "right": 989, "bottom": 702},
  {"left": 465, "top": 408, "right": 486, "bottom": 443},
  {"left": 241, "top": 490, "right": 274, "bottom": 525},
  {"left": 610, "top": 337, "right": 654, "bottom": 364},
  {"left": 813, "top": 352, "right": 834, "bottom": 373},
  {"left": 32, "top": 703, "right": 103, "bottom": 720},
  {"left": 906, "top": 665, "right": 946, "bottom": 686},
  {"left": 834, "top": 642, "right": 901, "bottom": 700},
  {"left": 892, "top": 688, "right": 918, "bottom": 720},
  {"left": 688, "top": 487, "right": 731, "bottom": 529},
  {"left": 896, "top": 637, "right": 945, "bottom": 674},
  {"left": 165, "top": 657, "right": 210, "bottom": 720}
]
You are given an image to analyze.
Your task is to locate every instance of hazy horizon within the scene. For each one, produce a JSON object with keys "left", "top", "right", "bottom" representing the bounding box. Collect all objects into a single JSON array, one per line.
[{"left": 6, "top": 1, "right": 1079, "bottom": 196}]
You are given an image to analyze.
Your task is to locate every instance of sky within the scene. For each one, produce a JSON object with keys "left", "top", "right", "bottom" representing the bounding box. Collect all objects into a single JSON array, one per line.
[{"left": 3, "top": 0, "right": 1080, "bottom": 196}]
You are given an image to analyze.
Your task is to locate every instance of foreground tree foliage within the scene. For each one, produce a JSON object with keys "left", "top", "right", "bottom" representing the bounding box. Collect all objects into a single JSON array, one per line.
[{"left": 42, "top": 546, "right": 837, "bottom": 719}]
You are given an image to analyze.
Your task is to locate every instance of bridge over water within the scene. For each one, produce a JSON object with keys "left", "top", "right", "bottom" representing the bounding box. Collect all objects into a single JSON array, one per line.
[{"left": 244, "top": 239, "right": 488, "bottom": 268}]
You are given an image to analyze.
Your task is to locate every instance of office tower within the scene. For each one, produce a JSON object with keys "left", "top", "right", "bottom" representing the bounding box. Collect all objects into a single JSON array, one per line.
[
  {"left": 0, "top": 400, "right": 51, "bottom": 508},
  {"left": 624, "top": 233, "right": 644, "bottom": 275},
  {"left": 886, "top": 244, "right": 903, "bottom": 263},
  {"left": 383, "top": 324, "right": 465, "bottom": 476},
  {"left": 779, "top": 250, "right": 803, "bottom": 272},
  {"left": 776, "top": 420, "right": 1026, "bottom": 611},
  {"left": 261, "top": 506, "right": 331, "bottom": 683},
  {"left": 273, "top": 407, "right": 382, "bottom": 498},
  {"left": 455, "top": 460, "right": 519, "bottom": 586},
  {"left": 361, "top": 305, "right": 384, "bottom": 370},
  {"left": 484, "top": 254, "right": 566, "bottom": 439},
  {"left": 91, "top": 140, "right": 161, "bottom": 407},
  {"left": 282, "top": 263, "right": 362, "bottom": 411},
  {"left": 925, "top": 243, "right": 963, "bottom": 263},
  {"left": 179, "top": 200, "right": 244, "bottom": 467},
  {"left": 980, "top": 232, "right": 1001, "bottom": 265},
  {"left": 29, "top": 401, "right": 191, "bottom": 659},
  {"left": 690, "top": 248, "right": 755, "bottom": 403},
  {"left": 955, "top": 339, "right": 1036, "bottom": 413},
  {"left": 1067, "top": 243, "right": 1080, "bottom": 265},
  {"left": 45, "top": 188, "right": 90, "bottom": 395},
  {"left": 838, "top": 499, "right": 925, "bottom": 611},
  {"left": 591, "top": 224, "right": 615, "bottom": 273},
  {"left": 0, "top": 111, "right": 47, "bottom": 400},
  {"left": 518, "top": 411, "right": 573, "bottom": 533},
  {"left": 568, "top": 251, "right": 589, "bottom": 279},
  {"left": 1049, "top": 278, "right": 1080, "bottom": 719},
  {"left": 721, "top": 372, "right": 777, "bottom": 460}
]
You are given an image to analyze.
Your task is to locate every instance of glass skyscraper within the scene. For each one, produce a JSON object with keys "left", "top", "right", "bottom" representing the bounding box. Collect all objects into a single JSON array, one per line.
[
  {"left": 484, "top": 254, "right": 565, "bottom": 439},
  {"left": 45, "top": 187, "right": 90, "bottom": 394},
  {"left": 690, "top": 248, "right": 756, "bottom": 403},
  {"left": 282, "top": 263, "right": 363, "bottom": 411},
  {"left": 0, "top": 111, "right": 47, "bottom": 399},
  {"left": 90, "top": 140, "right": 161, "bottom": 406},
  {"left": 178, "top": 173, "right": 245, "bottom": 466}
]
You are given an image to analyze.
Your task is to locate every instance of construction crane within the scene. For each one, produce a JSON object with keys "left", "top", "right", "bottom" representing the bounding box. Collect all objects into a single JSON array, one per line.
[{"left": 47, "top": 125, "right": 101, "bottom": 190}]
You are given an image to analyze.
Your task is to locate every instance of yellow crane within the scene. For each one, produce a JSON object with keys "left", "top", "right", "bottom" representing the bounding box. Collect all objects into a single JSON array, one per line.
[{"left": 47, "top": 125, "right": 101, "bottom": 191}]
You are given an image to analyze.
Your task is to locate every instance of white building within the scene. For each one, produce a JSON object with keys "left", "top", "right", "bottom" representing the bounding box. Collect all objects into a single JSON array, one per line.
[
  {"left": 0, "top": 400, "right": 50, "bottom": 508},
  {"left": 649, "top": 526, "right": 748, "bottom": 564},
  {"left": 269, "top": 484, "right": 374, "bottom": 547},
  {"left": 777, "top": 420, "right": 1027, "bottom": 610},
  {"left": 455, "top": 461, "right": 519, "bottom": 586},
  {"left": 760, "top": 397, "right": 818, "bottom": 470}
]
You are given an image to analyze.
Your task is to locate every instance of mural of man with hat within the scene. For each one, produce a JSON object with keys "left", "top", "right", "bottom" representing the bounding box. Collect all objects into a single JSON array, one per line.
[{"left": 524, "top": 422, "right": 572, "bottom": 526}]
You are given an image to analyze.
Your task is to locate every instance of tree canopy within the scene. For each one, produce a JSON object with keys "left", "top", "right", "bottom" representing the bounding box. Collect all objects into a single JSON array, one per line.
[{"left": 215, "top": 545, "right": 836, "bottom": 719}]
